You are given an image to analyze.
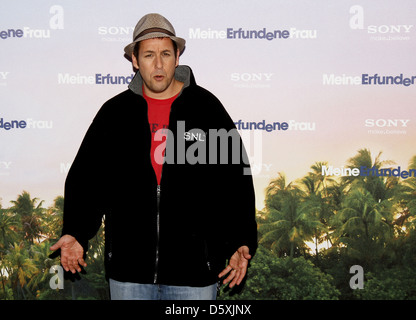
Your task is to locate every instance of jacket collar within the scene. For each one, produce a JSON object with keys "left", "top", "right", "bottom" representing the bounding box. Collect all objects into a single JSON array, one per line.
[{"left": 128, "top": 65, "right": 195, "bottom": 97}]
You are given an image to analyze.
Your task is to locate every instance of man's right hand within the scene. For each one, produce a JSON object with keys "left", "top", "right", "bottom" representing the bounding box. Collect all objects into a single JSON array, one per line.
[{"left": 50, "top": 234, "right": 87, "bottom": 274}]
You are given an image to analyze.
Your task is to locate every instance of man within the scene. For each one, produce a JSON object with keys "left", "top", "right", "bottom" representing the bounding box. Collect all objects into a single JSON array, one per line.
[{"left": 50, "top": 13, "right": 257, "bottom": 300}]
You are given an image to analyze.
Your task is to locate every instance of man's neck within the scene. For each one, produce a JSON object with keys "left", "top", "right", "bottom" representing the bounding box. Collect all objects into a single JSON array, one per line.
[{"left": 143, "top": 79, "right": 184, "bottom": 100}]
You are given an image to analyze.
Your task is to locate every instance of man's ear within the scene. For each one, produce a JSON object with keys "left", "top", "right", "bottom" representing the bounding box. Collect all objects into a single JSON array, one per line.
[
  {"left": 175, "top": 49, "right": 180, "bottom": 67},
  {"left": 132, "top": 54, "right": 139, "bottom": 70}
]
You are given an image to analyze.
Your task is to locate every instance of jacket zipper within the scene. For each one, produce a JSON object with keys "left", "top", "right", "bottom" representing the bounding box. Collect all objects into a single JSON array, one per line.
[
  {"left": 204, "top": 240, "right": 212, "bottom": 271},
  {"left": 153, "top": 184, "right": 161, "bottom": 283},
  {"left": 149, "top": 92, "right": 180, "bottom": 284}
]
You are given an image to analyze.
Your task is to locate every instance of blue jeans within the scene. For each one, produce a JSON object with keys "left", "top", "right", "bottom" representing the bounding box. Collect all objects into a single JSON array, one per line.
[{"left": 109, "top": 278, "right": 218, "bottom": 300}]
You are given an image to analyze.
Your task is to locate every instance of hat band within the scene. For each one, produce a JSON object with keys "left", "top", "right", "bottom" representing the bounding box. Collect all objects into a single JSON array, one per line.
[{"left": 134, "top": 27, "right": 175, "bottom": 41}]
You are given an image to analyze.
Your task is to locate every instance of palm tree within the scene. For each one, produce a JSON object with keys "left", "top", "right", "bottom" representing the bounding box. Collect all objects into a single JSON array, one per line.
[
  {"left": 10, "top": 191, "right": 44, "bottom": 244},
  {"left": 0, "top": 205, "right": 20, "bottom": 294},
  {"left": 5, "top": 242, "right": 38, "bottom": 299},
  {"left": 0, "top": 206, "right": 20, "bottom": 250},
  {"left": 299, "top": 171, "right": 332, "bottom": 256},
  {"left": 309, "top": 161, "right": 335, "bottom": 198},
  {"left": 260, "top": 173, "right": 323, "bottom": 257},
  {"left": 27, "top": 241, "right": 56, "bottom": 295},
  {"left": 394, "top": 155, "right": 416, "bottom": 231},
  {"left": 44, "top": 196, "right": 64, "bottom": 240},
  {"left": 332, "top": 187, "right": 394, "bottom": 267},
  {"left": 343, "top": 148, "right": 397, "bottom": 202}
]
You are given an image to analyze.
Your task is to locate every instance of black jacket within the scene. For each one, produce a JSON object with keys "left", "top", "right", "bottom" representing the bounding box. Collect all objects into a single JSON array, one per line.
[{"left": 61, "top": 65, "right": 257, "bottom": 286}]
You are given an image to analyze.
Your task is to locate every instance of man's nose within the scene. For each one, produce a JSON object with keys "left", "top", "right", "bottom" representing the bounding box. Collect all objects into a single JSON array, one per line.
[{"left": 155, "top": 55, "right": 163, "bottom": 69}]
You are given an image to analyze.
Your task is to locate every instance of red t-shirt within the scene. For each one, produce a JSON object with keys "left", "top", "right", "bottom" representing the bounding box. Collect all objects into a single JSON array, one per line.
[{"left": 143, "top": 90, "right": 178, "bottom": 185}]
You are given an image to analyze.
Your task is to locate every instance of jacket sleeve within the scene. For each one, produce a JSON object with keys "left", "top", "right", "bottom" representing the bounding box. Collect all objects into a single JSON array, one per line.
[
  {"left": 61, "top": 107, "right": 110, "bottom": 252},
  {"left": 206, "top": 94, "right": 258, "bottom": 259}
]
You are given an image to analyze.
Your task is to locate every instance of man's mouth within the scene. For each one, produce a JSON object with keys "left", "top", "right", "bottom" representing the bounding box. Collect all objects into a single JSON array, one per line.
[{"left": 154, "top": 75, "right": 165, "bottom": 81}]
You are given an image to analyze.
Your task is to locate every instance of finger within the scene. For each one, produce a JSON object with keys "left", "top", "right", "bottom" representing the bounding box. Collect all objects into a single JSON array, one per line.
[
  {"left": 228, "top": 270, "right": 240, "bottom": 288},
  {"left": 49, "top": 238, "right": 63, "bottom": 251},
  {"left": 218, "top": 265, "right": 233, "bottom": 278},
  {"left": 222, "top": 268, "right": 237, "bottom": 285},
  {"left": 61, "top": 255, "right": 69, "bottom": 272},
  {"left": 71, "top": 258, "right": 80, "bottom": 273},
  {"left": 241, "top": 246, "right": 251, "bottom": 260},
  {"left": 60, "top": 246, "right": 73, "bottom": 271},
  {"left": 75, "top": 257, "right": 87, "bottom": 271},
  {"left": 78, "top": 257, "right": 87, "bottom": 267},
  {"left": 235, "top": 259, "right": 249, "bottom": 285},
  {"left": 223, "top": 272, "right": 234, "bottom": 286},
  {"left": 235, "top": 267, "right": 247, "bottom": 286},
  {"left": 67, "top": 258, "right": 84, "bottom": 274},
  {"left": 68, "top": 259, "right": 78, "bottom": 273},
  {"left": 67, "top": 261, "right": 76, "bottom": 274}
]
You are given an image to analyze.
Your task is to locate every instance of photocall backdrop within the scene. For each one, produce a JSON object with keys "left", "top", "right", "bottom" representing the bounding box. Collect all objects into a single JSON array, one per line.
[{"left": 1, "top": 0, "right": 415, "bottom": 213}]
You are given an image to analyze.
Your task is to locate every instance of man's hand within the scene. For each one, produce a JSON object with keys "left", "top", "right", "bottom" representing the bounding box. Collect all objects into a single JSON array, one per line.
[
  {"left": 50, "top": 234, "right": 87, "bottom": 274},
  {"left": 218, "top": 245, "right": 251, "bottom": 288}
]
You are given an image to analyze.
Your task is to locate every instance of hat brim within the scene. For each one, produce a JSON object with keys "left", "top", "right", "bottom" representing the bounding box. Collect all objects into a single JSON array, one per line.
[{"left": 124, "top": 32, "right": 186, "bottom": 57}]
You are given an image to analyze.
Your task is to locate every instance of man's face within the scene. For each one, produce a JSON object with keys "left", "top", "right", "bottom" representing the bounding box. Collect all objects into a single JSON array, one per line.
[{"left": 132, "top": 37, "right": 180, "bottom": 99}]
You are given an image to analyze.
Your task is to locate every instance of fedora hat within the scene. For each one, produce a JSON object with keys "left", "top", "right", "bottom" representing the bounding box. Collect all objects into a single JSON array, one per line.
[{"left": 124, "top": 13, "right": 186, "bottom": 58}]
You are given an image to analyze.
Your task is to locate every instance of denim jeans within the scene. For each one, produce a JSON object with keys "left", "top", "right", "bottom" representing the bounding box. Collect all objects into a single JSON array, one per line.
[{"left": 109, "top": 278, "right": 218, "bottom": 300}]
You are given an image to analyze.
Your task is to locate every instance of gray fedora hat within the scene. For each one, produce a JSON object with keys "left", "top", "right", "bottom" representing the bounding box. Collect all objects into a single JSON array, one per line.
[{"left": 124, "top": 13, "right": 186, "bottom": 58}]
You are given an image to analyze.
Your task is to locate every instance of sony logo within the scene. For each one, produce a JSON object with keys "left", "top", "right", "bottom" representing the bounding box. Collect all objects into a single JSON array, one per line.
[
  {"left": 98, "top": 26, "right": 134, "bottom": 35},
  {"left": 231, "top": 73, "right": 274, "bottom": 82},
  {"left": 365, "top": 119, "right": 410, "bottom": 127},
  {"left": 350, "top": 5, "right": 413, "bottom": 34}
]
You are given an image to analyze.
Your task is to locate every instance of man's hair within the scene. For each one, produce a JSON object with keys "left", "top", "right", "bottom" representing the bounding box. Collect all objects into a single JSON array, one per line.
[{"left": 133, "top": 38, "right": 178, "bottom": 60}]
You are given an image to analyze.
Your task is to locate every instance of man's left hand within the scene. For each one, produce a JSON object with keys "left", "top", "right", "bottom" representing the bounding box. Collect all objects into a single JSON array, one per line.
[{"left": 218, "top": 245, "right": 251, "bottom": 288}]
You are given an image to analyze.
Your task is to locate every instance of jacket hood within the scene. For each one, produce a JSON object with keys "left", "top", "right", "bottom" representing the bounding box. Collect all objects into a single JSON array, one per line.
[{"left": 128, "top": 65, "right": 195, "bottom": 97}]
